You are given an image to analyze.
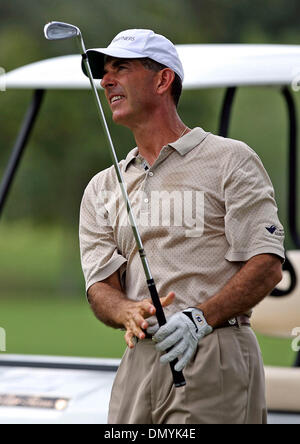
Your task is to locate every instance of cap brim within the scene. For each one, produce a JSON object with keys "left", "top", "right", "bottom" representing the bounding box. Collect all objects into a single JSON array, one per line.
[{"left": 81, "top": 48, "right": 145, "bottom": 79}]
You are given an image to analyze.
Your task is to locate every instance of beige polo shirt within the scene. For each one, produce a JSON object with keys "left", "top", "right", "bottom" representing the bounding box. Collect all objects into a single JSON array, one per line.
[{"left": 79, "top": 127, "right": 285, "bottom": 317}]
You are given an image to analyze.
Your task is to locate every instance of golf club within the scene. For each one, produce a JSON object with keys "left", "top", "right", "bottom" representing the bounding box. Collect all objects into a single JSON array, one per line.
[{"left": 44, "top": 21, "right": 186, "bottom": 388}]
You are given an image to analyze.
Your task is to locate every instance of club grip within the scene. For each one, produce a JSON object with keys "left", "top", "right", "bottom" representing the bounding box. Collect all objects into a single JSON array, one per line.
[{"left": 147, "top": 279, "right": 186, "bottom": 387}]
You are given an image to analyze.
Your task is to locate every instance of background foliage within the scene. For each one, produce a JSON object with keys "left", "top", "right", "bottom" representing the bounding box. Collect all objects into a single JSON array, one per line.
[{"left": 0, "top": 0, "right": 299, "bottom": 362}]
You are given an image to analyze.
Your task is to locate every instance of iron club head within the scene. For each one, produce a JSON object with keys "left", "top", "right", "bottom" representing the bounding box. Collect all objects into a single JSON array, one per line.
[{"left": 44, "top": 21, "right": 81, "bottom": 41}]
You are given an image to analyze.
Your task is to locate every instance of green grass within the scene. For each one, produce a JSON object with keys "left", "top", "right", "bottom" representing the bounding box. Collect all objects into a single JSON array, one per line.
[
  {"left": 0, "top": 222, "right": 297, "bottom": 366},
  {"left": 0, "top": 221, "right": 126, "bottom": 358},
  {"left": 0, "top": 292, "right": 126, "bottom": 358},
  {"left": 0, "top": 221, "right": 83, "bottom": 292},
  {"left": 256, "top": 334, "right": 297, "bottom": 367}
]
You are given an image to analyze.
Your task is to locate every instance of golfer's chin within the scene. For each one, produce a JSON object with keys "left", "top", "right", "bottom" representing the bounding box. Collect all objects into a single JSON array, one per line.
[{"left": 112, "top": 109, "right": 134, "bottom": 128}]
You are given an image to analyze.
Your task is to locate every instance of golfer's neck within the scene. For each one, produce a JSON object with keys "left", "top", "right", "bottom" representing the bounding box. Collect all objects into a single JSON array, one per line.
[{"left": 131, "top": 110, "right": 186, "bottom": 166}]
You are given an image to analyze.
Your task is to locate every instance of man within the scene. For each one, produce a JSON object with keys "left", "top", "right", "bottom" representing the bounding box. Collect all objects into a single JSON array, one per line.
[{"left": 79, "top": 29, "right": 285, "bottom": 424}]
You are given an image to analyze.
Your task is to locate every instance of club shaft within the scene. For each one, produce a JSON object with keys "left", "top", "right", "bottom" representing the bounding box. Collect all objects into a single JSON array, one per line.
[{"left": 77, "top": 35, "right": 185, "bottom": 387}]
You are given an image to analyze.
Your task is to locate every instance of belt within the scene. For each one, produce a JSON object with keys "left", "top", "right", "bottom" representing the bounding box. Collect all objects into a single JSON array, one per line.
[
  {"left": 215, "top": 315, "right": 251, "bottom": 329},
  {"left": 143, "top": 315, "right": 251, "bottom": 339}
]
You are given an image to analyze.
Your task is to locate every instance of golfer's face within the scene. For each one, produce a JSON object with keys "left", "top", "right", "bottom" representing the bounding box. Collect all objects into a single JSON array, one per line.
[{"left": 101, "top": 58, "right": 158, "bottom": 127}]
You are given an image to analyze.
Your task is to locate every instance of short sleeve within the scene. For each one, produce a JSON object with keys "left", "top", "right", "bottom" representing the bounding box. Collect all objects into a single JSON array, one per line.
[
  {"left": 79, "top": 177, "right": 127, "bottom": 293},
  {"left": 223, "top": 148, "right": 285, "bottom": 263}
]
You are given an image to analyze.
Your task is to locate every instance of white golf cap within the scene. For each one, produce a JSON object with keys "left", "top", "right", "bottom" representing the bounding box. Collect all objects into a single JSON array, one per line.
[{"left": 81, "top": 29, "right": 184, "bottom": 82}]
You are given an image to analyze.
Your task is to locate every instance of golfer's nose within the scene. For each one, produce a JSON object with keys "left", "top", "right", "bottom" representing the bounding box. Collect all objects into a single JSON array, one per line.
[{"left": 101, "top": 71, "right": 117, "bottom": 89}]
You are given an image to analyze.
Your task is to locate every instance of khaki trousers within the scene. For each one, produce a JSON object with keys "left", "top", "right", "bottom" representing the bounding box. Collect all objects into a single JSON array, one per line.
[{"left": 108, "top": 326, "right": 267, "bottom": 424}]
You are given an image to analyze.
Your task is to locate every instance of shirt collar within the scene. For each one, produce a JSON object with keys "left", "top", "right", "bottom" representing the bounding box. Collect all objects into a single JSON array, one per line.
[
  {"left": 168, "top": 127, "right": 210, "bottom": 155},
  {"left": 124, "top": 147, "right": 139, "bottom": 171},
  {"left": 124, "top": 127, "right": 210, "bottom": 171}
]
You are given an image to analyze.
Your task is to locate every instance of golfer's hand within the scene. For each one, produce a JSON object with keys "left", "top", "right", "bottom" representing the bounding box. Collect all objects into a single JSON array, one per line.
[
  {"left": 151, "top": 308, "right": 213, "bottom": 371},
  {"left": 123, "top": 292, "right": 175, "bottom": 348}
]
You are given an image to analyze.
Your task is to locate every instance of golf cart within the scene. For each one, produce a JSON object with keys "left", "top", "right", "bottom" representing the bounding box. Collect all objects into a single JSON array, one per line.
[{"left": 0, "top": 43, "right": 300, "bottom": 423}]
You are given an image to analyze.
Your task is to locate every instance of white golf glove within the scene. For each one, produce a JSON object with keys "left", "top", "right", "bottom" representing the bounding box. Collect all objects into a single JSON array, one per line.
[{"left": 147, "top": 308, "right": 213, "bottom": 372}]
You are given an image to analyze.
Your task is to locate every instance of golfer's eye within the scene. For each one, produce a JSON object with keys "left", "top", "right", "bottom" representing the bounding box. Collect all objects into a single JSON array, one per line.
[{"left": 117, "top": 62, "right": 131, "bottom": 70}]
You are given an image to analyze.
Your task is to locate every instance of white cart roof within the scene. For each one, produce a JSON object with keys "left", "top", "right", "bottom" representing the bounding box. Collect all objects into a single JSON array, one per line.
[{"left": 3, "top": 44, "right": 300, "bottom": 90}]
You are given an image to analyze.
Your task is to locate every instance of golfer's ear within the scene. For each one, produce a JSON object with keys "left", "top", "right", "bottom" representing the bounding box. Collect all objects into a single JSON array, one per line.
[{"left": 156, "top": 68, "right": 175, "bottom": 96}]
